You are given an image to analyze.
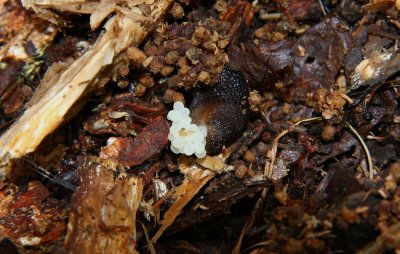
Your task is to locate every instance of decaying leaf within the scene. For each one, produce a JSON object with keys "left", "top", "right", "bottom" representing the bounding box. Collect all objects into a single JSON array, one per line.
[
  {"left": 231, "top": 16, "right": 350, "bottom": 103},
  {"left": 287, "top": 16, "right": 350, "bottom": 100},
  {"left": 100, "top": 116, "right": 170, "bottom": 167}
]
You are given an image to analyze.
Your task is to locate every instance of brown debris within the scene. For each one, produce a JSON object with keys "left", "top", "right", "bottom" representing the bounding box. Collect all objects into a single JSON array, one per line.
[
  {"left": 0, "top": 0, "right": 58, "bottom": 123},
  {"left": 0, "top": 0, "right": 174, "bottom": 181},
  {"left": 170, "top": 2, "right": 184, "bottom": 19},
  {"left": 151, "top": 159, "right": 216, "bottom": 243},
  {"left": 284, "top": 0, "right": 324, "bottom": 22},
  {"left": 2, "top": 87, "right": 25, "bottom": 115},
  {"left": 84, "top": 93, "right": 167, "bottom": 136},
  {"left": 127, "top": 47, "right": 147, "bottom": 68},
  {"left": 100, "top": 116, "right": 170, "bottom": 167},
  {"left": 321, "top": 124, "right": 336, "bottom": 141},
  {"left": 315, "top": 88, "right": 348, "bottom": 120},
  {"left": 63, "top": 164, "right": 143, "bottom": 254},
  {"left": 234, "top": 163, "right": 247, "bottom": 179},
  {"left": 163, "top": 88, "right": 185, "bottom": 103},
  {"left": 363, "top": 0, "right": 395, "bottom": 12},
  {"left": 142, "top": 0, "right": 254, "bottom": 89},
  {"left": 0, "top": 181, "right": 67, "bottom": 247}
]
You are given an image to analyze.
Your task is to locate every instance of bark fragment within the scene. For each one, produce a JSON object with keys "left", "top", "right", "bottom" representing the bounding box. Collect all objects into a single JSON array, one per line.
[
  {"left": 64, "top": 164, "right": 143, "bottom": 254},
  {"left": 0, "top": 181, "right": 67, "bottom": 248}
]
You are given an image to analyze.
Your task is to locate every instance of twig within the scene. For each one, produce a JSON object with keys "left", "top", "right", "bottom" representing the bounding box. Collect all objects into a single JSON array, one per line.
[
  {"left": 23, "top": 158, "right": 77, "bottom": 191},
  {"left": 318, "top": 0, "right": 327, "bottom": 16},
  {"left": 233, "top": 188, "right": 269, "bottom": 254},
  {"left": 346, "top": 122, "right": 374, "bottom": 179},
  {"left": 138, "top": 220, "right": 156, "bottom": 254},
  {"left": 240, "top": 240, "right": 274, "bottom": 253},
  {"left": 150, "top": 164, "right": 216, "bottom": 243},
  {"left": 264, "top": 117, "right": 323, "bottom": 179}
]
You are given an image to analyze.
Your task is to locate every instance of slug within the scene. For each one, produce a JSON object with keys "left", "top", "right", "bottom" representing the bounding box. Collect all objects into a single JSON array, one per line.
[{"left": 189, "top": 65, "right": 249, "bottom": 155}]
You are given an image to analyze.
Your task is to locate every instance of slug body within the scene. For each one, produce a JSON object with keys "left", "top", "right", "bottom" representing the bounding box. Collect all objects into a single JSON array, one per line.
[{"left": 190, "top": 65, "right": 249, "bottom": 155}]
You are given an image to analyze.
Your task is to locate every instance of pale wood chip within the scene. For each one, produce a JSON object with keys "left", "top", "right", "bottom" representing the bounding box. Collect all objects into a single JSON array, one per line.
[{"left": 150, "top": 160, "right": 216, "bottom": 243}]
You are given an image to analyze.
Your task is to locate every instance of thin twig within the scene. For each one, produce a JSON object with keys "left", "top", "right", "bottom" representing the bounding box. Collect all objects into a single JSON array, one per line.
[
  {"left": 138, "top": 220, "right": 156, "bottom": 254},
  {"left": 233, "top": 188, "right": 269, "bottom": 254},
  {"left": 346, "top": 122, "right": 374, "bottom": 179},
  {"left": 23, "top": 158, "right": 77, "bottom": 191},
  {"left": 240, "top": 240, "right": 274, "bottom": 253},
  {"left": 264, "top": 117, "right": 323, "bottom": 178},
  {"left": 318, "top": 0, "right": 327, "bottom": 16}
]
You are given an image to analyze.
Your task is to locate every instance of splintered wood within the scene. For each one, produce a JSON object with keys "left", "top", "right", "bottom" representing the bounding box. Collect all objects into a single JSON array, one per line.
[
  {"left": 151, "top": 159, "right": 216, "bottom": 243},
  {"left": 21, "top": 0, "right": 153, "bottom": 30},
  {"left": 0, "top": 2, "right": 57, "bottom": 62},
  {"left": 0, "top": 0, "right": 173, "bottom": 181}
]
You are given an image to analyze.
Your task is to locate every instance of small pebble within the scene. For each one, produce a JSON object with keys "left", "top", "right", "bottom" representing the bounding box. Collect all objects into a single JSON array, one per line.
[
  {"left": 235, "top": 164, "right": 248, "bottom": 179},
  {"left": 135, "top": 83, "right": 146, "bottom": 97},
  {"left": 243, "top": 149, "right": 256, "bottom": 163},
  {"left": 149, "top": 57, "right": 164, "bottom": 74},
  {"left": 322, "top": 124, "right": 336, "bottom": 141},
  {"left": 170, "top": 2, "right": 185, "bottom": 19},
  {"left": 164, "top": 88, "right": 185, "bottom": 103},
  {"left": 197, "top": 71, "right": 210, "bottom": 84},
  {"left": 138, "top": 73, "right": 154, "bottom": 88},
  {"left": 165, "top": 50, "right": 180, "bottom": 65},
  {"left": 161, "top": 65, "right": 175, "bottom": 77}
]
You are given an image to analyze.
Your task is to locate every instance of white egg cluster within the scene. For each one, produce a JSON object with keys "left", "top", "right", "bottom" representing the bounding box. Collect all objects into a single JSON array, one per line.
[{"left": 167, "top": 101, "right": 207, "bottom": 158}]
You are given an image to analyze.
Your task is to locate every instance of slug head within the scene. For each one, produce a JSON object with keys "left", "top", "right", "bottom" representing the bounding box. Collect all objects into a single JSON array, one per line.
[{"left": 190, "top": 65, "right": 249, "bottom": 155}]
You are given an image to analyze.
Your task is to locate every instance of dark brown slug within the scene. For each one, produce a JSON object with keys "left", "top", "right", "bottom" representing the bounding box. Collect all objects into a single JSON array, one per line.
[{"left": 189, "top": 65, "right": 249, "bottom": 155}]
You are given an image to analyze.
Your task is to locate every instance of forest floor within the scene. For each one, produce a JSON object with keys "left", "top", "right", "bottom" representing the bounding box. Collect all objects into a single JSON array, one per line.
[{"left": 0, "top": 0, "right": 399, "bottom": 253}]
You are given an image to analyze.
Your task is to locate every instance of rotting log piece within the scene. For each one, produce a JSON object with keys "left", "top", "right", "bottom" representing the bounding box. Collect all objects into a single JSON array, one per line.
[{"left": 62, "top": 163, "right": 143, "bottom": 254}]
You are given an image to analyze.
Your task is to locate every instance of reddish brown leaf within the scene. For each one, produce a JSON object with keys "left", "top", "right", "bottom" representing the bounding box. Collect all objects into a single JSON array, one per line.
[{"left": 100, "top": 116, "right": 170, "bottom": 167}]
